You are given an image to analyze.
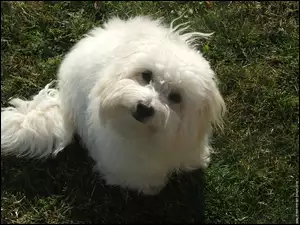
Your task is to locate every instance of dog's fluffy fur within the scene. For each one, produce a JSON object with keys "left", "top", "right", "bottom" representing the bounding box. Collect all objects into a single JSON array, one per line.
[{"left": 1, "top": 16, "right": 225, "bottom": 195}]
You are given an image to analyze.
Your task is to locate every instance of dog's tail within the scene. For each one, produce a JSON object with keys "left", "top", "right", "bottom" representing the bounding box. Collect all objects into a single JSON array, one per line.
[{"left": 1, "top": 81, "right": 68, "bottom": 159}]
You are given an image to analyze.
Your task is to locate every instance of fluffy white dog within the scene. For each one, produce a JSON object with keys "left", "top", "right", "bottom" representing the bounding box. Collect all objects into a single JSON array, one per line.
[{"left": 1, "top": 16, "right": 225, "bottom": 195}]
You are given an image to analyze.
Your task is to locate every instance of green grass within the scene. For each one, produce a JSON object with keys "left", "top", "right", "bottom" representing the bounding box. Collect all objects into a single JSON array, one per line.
[{"left": 1, "top": 1, "right": 299, "bottom": 223}]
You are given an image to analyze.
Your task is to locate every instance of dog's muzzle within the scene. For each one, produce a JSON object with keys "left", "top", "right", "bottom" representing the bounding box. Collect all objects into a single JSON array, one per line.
[{"left": 132, "top": 102, "right": 155, "bottom": 123}]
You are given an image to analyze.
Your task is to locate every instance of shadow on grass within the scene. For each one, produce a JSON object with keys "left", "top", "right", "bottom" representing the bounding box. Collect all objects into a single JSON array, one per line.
[{"left": 1, "top": 139, "right": 205, "bottom": 223}]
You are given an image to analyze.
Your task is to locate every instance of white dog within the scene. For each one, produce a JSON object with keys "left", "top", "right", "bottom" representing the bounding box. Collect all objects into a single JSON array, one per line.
[{"left": 1, "top": 16, "right": 225, "bottom": 195}]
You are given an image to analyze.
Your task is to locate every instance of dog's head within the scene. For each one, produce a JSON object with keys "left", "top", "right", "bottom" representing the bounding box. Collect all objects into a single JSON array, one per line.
[{"left": 88, "top": 17, "right": 225, "bottom": 146}]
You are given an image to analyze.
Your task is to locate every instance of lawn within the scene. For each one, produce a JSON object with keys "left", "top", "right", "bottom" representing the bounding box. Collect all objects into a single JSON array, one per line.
[{"left": 1, "top": 1, "right": 299, "bottom": 224}]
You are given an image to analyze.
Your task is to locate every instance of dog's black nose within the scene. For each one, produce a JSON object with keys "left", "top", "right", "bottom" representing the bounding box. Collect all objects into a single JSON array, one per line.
[{"left": 132, "top": 103, "right": 155, "bottom": 122}]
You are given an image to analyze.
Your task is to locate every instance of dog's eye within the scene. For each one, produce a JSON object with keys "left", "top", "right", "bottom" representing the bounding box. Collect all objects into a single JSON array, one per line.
[
  {"left": 141, "top": 70, "right": 152, "bottom": 83},
  {"left": 168, "top": 92, "right": 182, "bottom": 104}
]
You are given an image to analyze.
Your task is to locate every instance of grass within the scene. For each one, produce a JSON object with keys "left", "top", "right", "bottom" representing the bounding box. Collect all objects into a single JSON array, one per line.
[{"left": 1, "top": 1, "right": 299, "bottom": 223}]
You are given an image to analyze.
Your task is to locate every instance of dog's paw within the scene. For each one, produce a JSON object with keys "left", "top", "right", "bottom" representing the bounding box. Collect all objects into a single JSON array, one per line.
[
  {"left": 141, "top": 185, "right": 164, "bottom": 196},
  {"left": 180, "top": 146, "right": 211, "bottom": 171},
  {"left": 200, "top": 145, "right": 211, "bottom": 169},
  {"left": 198, "top": 155, "right": 210, "bottom": 169}
]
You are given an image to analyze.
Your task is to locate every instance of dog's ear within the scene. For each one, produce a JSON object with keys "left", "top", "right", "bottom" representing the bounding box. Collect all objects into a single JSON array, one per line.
[{"left": 203, "top": 80, "right": 226, "bottom": 130}]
